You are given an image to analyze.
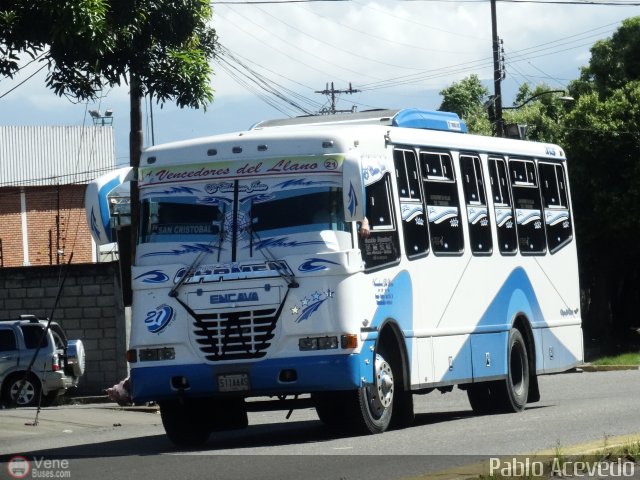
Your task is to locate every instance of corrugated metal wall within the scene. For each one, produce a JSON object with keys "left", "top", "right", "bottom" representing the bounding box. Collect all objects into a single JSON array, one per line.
[{"left": 0, "top": 125, "right": 115, "bottom": 186}]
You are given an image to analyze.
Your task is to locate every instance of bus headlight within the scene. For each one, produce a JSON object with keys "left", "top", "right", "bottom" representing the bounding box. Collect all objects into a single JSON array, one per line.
[
  {"left": 138, "top": 347, "right": 176, "bottom": 361},
  {"left": 298, "top": 336, "right": 338, "bottom": 351}
]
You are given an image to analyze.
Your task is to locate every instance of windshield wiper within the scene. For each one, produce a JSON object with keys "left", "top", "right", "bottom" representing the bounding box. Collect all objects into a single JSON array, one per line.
[
  {"left": 249, "top": 202, "right": 298, "bottom": 289},
  {"left": 169, "top": 204, "right": 226, "bottom": 298}
]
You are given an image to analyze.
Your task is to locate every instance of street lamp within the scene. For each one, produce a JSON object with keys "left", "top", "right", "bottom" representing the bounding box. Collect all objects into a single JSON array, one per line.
[
  {"left": 496, "top": 90, "right": 574, "bottom": 139},
  {"left": 89, "top": 109, "right": 114, "bottom": 126},
  {"left": 503, "top": 90, "right": 574, "bottom": 110}
]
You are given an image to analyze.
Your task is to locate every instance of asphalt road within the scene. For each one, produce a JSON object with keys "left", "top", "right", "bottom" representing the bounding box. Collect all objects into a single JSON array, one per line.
[{"left": 1, "top": 369, "right": 639, "bottom": 480}]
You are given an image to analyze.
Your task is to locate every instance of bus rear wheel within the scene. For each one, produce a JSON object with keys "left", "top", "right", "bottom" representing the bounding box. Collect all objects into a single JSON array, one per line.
[
  {"left": 494, "top": 328, "right": 529, "bottom": 412},
  {"left": 466, "top": 382, "right": 495, "bottom": 414}
]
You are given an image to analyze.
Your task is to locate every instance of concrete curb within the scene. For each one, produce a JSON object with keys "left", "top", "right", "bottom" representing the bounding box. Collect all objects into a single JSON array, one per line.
[
  {"left": 68, "top": 395, "right": 112, "bottom": 404},
  {"left": 579, "top": 364, "right": 639, "bottom": 372},
  {"left": 66, "top": 395, "right": 159, "bottom": 413},
  {"left": 98, "top": 404, "right": 160, "bottom": 414}
]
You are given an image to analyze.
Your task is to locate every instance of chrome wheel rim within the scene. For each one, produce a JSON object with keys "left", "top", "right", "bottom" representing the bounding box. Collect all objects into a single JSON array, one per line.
[
  {"left": 368, "top": 353, "right": 394, "bottom": 418},
  {"left": 10, "top": 379, "right": 36, "bottom": 405}
]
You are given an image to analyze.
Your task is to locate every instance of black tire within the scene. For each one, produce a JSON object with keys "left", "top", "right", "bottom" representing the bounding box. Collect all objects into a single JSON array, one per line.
[
  {"left": 391, "top": 389, "right": 415, "bottom": 429},
  {"left": 313, "top": 392, "right": 351, "bottom": 427},
  {"left": 493, "top": 328, "right": 530, "bottom": 412},
  {"left": 2, "top": 373, "right": 42, "bottom": 408},
  {"left": 159, "top": 400, "right": 211, "bottom": 448},
  {"left": 466, "top": 382, "right": 496, "bottom": 414},
  {"left": 41, "top": 390, "right": 60, "bottom": 407},
  {"left": 210, "top": 398, "right": 248, "bottom": 431}
]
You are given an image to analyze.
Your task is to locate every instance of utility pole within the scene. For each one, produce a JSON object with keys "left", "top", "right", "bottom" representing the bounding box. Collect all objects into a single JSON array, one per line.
[
  {"left": 315, "top": 82, "right": 360, "bottom": 114},
  {"left": 129, "top": 74, "right": 142, "bottom": 265},
  {"left": 118, "top": 73, "right": 143, "bottom": 306},
  {"left": 491, "top": 0, "right": 505, "bottom": 137}
]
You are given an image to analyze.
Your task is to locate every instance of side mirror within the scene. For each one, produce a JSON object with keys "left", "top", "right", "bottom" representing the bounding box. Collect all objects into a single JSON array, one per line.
[
  {"left": 85, "top": 167, "right": 134, "bottom": 245},
  {"left": 342, "top": 156, "right": 365, "bottom": 222}
]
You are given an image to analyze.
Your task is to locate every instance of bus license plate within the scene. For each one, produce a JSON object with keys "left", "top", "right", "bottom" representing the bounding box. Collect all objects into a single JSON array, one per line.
[{"left": 218, "top": 373, "right": 250, "bottom": 392}]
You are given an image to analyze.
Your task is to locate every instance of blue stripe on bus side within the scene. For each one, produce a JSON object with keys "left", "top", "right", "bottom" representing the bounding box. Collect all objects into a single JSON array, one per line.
[
  {"left": 443, "top": 266, "right": 579, "bottom": 383},
  {"left": 362, "top": 266, "right": 578, "bottom": 385}
]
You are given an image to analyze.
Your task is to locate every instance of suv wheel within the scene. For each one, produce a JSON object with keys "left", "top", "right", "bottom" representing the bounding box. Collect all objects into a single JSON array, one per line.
[{"left": 3, "top": 373, "right": 42, "bottom": 407}]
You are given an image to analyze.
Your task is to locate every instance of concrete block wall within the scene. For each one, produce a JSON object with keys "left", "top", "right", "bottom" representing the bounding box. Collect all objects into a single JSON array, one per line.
[{"left": 0, "top": 262, "right": 128, "bottom": 395}]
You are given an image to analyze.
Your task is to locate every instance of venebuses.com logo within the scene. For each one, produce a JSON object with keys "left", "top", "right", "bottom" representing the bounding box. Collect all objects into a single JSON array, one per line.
[{"left": 6, "top": 456, "right": 71, "bottom": 478}]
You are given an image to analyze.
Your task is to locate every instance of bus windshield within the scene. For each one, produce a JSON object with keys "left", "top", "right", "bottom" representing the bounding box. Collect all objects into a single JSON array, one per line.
[
  {"left": 250, "top": 187, "right": 348, "bottom": 235},
  {"left": 139, "top": 185, "right": 348, "bottom": 245},
  {"left": 140, "top": 197, "right": 224, "bottom": 244}
]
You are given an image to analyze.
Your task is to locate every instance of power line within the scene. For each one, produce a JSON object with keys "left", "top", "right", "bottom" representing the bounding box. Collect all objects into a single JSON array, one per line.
[
  {"left": 252, "top": 4, "right": 428, "bottom": 71},
  {"left": 213, "top": 0, "right": 640, "bottom": 4},
  {"left": 0, "top": 63, "right": 48, "bottom": 99},
  {"left": 216, "top": 44, "right": 321, "bottom": 114},
  {"left": 0, "top": 165, "right": 115, "bottom": 189},
  {"left": 217, "top": 7, "right": 365, "bottom": 81}
]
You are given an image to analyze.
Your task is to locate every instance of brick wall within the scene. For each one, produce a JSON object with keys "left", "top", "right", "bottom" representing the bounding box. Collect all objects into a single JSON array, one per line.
[
  {"left": 0, "top": 185, "right": 94, "bottom": 267},
  {"left": 0, "top": 262, "right": 128, "bottom": 396},
  {"left": 0, "top": 187, "right": 22, "bottom": 267}
]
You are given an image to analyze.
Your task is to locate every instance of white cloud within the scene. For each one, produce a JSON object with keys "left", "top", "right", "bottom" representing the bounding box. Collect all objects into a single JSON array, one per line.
[{"left": 1, "top": 0, "right": 638, "bottom": 161}]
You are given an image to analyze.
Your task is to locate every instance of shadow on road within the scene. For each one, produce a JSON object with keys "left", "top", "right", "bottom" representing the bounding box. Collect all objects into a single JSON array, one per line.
[{"left": 0, "top": 404, "right": 516, "bottom": 460}]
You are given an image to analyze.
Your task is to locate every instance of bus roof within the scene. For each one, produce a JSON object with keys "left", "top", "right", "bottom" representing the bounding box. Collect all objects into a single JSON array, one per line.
[
  {"left": 251, "top": 108, "right": 468, "bottom": 133},
  {"left": 141, "top": 111, "right": 565, "bottom": 169}
]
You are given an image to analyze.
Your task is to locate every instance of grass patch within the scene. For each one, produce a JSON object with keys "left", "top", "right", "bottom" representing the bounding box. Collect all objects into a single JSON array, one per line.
[{"left": 591, "top": 352, "right": 640, "bottom": 366}]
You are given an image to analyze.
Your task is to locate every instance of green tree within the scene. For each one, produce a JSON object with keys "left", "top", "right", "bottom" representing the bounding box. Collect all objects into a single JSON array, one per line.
[
  {"left": 436, "top": 18, "right": 640, "bottom": 354},
  {"left": 563, "top": 80, "right": 640, "bottom": 352},
  {"left": 575, "top": 16, "right": 640, "bottom": 99},
  {"left": 1, "top": 0, "right": 218, "bottom": 286},
  {"left": 0, "top": 0, "right": 217, "bottom": 108},
  {"left": 438, "top": 74, "right": 492, "bottom": 135}
]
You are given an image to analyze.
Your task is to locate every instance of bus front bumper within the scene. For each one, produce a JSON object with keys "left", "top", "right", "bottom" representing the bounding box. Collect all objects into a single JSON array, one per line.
[{"left": 130, "top": 353, "right": 363, "bottom": 403}]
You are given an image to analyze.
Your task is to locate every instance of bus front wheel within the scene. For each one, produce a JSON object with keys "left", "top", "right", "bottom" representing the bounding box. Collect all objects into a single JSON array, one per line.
[
  {"left": 355, "top": 349, "right": 395, "bottom": 433},
  {"left": 160, "top": 400, "right": 210, "bottom": 448}
]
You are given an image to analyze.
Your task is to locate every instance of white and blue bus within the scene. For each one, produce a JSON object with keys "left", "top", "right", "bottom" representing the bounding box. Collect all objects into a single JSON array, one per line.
[{"left": 86, "top": 108, "right": 583, "bottom": 446}]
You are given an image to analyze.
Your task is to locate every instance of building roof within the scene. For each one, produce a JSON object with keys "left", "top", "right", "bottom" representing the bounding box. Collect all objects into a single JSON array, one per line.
[{"left": 0, "top": 125, "right": 115, "bottom": 187}]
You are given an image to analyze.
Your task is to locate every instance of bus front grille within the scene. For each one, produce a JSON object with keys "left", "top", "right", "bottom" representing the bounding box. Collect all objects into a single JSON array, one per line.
[{"left": 192, "top": 308, "right": 278, "bottom": 361}]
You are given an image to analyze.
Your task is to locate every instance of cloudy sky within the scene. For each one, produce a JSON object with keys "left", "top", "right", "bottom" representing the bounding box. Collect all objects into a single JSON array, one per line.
[{"left": 1, "top": 0, "right": 638, "bottom": 167}]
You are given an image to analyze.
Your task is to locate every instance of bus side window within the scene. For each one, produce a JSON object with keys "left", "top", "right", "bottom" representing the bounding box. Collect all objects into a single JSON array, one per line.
[
  {"left": 421, "top": 151, "right": 464, "bottom": 255},
  {"left": 509, "top": 158, "right": 546, "bottom": 255},
  {"left": 460, "top": 154, "right": 492, "bottom": 255},
  {"left": 538, "top": 162, "right": 573, "bottom": 253},
  {"left": 394, "top": 148, "right": 429, "bottom": 259},
  {"left": 488, "top": 157, "right": 517, "bottom": 254},
  {"left": 360, "top": 173, "right": 401, "bottom": 270}
]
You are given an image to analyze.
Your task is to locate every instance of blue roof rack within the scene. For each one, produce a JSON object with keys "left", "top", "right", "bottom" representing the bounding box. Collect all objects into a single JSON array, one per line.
[{"left": 391, "top": 108, "right": 467, "bottom": 133}]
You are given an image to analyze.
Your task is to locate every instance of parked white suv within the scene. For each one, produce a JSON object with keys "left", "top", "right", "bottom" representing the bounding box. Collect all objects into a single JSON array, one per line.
[{"left": 0, "top": 315, "right": 85, "bottom": 407}]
